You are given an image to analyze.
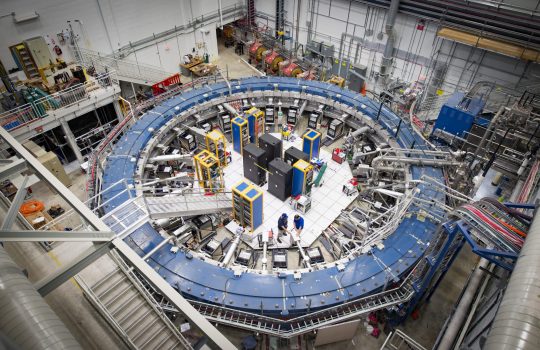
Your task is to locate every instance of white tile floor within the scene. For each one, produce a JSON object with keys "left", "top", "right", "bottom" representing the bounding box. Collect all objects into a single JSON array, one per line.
[{"left": 222, "top": 133, "right": 357, "bottom": 248}]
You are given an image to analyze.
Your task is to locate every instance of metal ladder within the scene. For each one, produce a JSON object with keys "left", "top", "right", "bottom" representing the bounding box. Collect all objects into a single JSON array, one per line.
[
  {"left": 79, "top": 255, "right": 192, "bottom": 349},
  {"left": 247, "top": 0, "right": 256, "bottom": 27}
]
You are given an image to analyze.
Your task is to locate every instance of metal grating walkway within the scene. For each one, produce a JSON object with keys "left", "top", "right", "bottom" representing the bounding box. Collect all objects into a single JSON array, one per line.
[
  {"left": 142, "top": 193, "right": 232, "bottom": 219},
  {"left": 102, "top": 198, "right": 148, "bottom": 235},
  {"left": 180, "top": 275, "right": 416, "bottom": 338}
]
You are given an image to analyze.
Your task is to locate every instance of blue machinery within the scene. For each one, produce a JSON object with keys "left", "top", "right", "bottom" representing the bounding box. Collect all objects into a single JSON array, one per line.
[
  {"left": 98, "top": 77, "right": 471, "bottom": 336},
  {"left": 231, "top": 116, "right": 248, "bottom": 154},
  {"left": 302, "top": 129, "right": 321, "bottom": 159}
]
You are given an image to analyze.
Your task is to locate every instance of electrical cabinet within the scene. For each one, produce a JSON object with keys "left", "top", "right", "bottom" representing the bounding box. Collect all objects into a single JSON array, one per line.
[
  {"left": 265, "top": 105, "right": 275, "bottom": 125},
  {"left": 292, "top": 159, "right": 314, "bottom": 197},
  {"left": 180, "top": 132, "right": 196, "bottom": 151},
  {"left": 268, "top": 159, "right": 293, "bottom": 201},
  {"left": 302, "top": 129, "right": 322, "bottom": 159},
  {"left": 232, "top": 180, "right": 263, "bottom": 232},
  {"left": 218, "top": 109, "right": 232, "bottom": 134},
  {"left": 194, "top": 150, "right": 223, "bottom": 192},
  {"left": 231, "top": 116, "right": 248, "bottom": 154},
  {"left": 287, "top": 102, "right": 299, "bottom": 125},
  {"left": 258, "top": 133, "right": 282, "bottom": 167},
  {"left": 24, "top": 37, "right": 52, "bottom": 70},
  {"left": 284, "top": 146, "right": 308, "bottom": 166},
  {"left": 205, "top": 129, "right": 228, "bottom": 166},
  {"left": 308, "top": 107, "right": 323, "bottom": 129},
  {"left": 243, "top": 144, "right": 266, "bottom": 186},
  {"left": 328, "top": 119, "right": 344, "bottom": 140},
  {"left": 246, "top": 107, "right": 265, "bottom": 144}
]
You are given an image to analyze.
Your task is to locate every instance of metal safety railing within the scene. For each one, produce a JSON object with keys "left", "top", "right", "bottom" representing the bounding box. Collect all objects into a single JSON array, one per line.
[
  {"left": 380, "top": 329, "right": 427, "bottom": 350},
  {"left": 76, "top": 249, "right": 194, "bottom": 349},
  {"left": 135, "top": 267, "right": 419, "bottom": 338},
  {"left": 76, "top": 47, "right": 172, "bottom": 84},
  {"left": 0, "top": 70, "right": 118, "bottom": 132},
  {"left": 85, "top": 74, "right": 225, "bottom": 200}
]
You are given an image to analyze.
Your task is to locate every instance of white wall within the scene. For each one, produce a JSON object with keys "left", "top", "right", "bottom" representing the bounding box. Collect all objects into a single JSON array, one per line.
[
  {"left": 254, "top": 0, "right": 540, "bottom": 93},
  {"left": 0, "top": 0, "right": 243, "bottom": 74}
]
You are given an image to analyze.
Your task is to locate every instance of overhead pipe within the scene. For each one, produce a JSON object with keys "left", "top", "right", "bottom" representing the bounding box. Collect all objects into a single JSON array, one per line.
[
  {"left": 484, "top": 205, "right": 540, "bottom": 349},
  {"left": 218, "top": 0, "right": 223, "bottom": 29},
  {"left": 380, "top": 0, "right": 400, "bottom": 79},
  {"left": 437, "top": 258, "right": 490, "bottom": 350},
  {"left": 0, "top": 245, "right": 81, "bottom": 349},
  {"left": 355, "top": 0, "right": 540, "bottom": 50},
  {"left": 471, "top": 106, "right": 506, "bottom": 192}
]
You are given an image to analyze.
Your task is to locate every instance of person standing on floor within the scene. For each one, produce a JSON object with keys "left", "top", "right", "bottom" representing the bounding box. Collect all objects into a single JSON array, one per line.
[
  {"left": 277, "top": 213, "right": 289, "bottom": 244},
  {"left": 293, "top": 214, "right": 304, "bottom": 240}
]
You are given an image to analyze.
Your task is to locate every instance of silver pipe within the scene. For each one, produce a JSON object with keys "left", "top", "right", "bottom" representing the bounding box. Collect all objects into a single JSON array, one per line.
[
  {"left": 438, "top": 258, "right": 489, "bottom": 350},
  {"left": 485, "top": 208, "right": 540, "bottom": 349},
  {"left": 142, "top": 236, "right": 173, "bottom": 260},
  {"left": 380, "top": 0, "right": 400, "bottom": 77},
  {"left": 372, "top": 155, "right": 462, "bottom": 168},
  {"left": 262, "top": 240, "right": 268, "bottom": 270},
  {"left": 223, "top": 102, "right": 239, "bottom": 116},
  {"left": 218, "top": 0, "right": 223, "bottom": 28},
  {"left": 0, "top": 245, "right": 81, "bottom": 349},
  {"left": 148, "top": 153, "right": 193, "bottom": 162},
  {"left": 221, "top": 233, "right": 241, "bottom": 266}
]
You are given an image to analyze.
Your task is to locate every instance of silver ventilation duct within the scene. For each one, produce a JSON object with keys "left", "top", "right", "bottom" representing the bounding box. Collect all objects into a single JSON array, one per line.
[
  {"left": 0, "top": 245, "right": 81, "bottom": 349},
  {"left": 484, "top": 208, "right": 540, "bottom": 349}
]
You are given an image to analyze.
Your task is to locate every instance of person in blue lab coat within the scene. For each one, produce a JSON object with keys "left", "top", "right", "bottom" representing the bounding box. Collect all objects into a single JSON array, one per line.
[
  {"left": 293, "top": 214, "right": 304, "bottom": 237},
  {"left": 277, "top": 213, "right": 289, "bottom": 244}
]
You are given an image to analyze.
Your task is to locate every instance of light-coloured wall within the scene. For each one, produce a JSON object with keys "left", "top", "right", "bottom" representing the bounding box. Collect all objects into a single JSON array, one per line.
[
  {"left": 0, "top": 0, "right": 243, "bottom": 74},
  {"left": 255, "top": 0, "right": 539, "bottom": 93}
]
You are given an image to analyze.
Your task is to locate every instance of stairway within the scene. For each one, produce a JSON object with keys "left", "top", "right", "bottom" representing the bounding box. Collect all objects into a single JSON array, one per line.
[{"left": 84, "top": 265, "right": 192, "bottom": 349}]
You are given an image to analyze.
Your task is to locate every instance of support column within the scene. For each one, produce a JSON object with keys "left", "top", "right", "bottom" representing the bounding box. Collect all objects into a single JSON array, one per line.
[
  {"left": 112, "top": 99, "right": 124, "bottom": 122},
  {"left": 60, "top": 119, "right": 84, "bottom": 164}
]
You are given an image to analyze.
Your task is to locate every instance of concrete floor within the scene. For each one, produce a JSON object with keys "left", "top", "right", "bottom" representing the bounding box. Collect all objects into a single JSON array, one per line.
[{"left": 1, "top": 40, "right": 480, "bottom": 350}]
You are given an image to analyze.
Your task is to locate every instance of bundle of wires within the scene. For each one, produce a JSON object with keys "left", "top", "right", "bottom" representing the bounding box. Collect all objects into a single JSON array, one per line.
[{"left": 455, "top": 198, "right": 530, "bottom": 254}]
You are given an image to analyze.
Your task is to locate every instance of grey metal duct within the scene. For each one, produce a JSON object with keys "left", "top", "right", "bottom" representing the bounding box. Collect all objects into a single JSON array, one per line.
[
  {"left": 484, "top": 208, "right": 540, "bottom": 349},
  {"left": 0, "top": 245, "right": 81, "bottom": 350},
  {"left": 380, "top": 0, "right": 400, "bottom": 77}
]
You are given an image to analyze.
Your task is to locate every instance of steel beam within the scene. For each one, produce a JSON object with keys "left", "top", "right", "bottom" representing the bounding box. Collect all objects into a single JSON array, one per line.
[
  {"left": 60, "top": 119, "right": 84, "bottom": 164},
  {"left": 112, "top": 238, "right": 236, "bottom": 350},
  {"left": 0, "top": 230, "right": 114, "bottom": 242},
  {"left": 0, "top": 127, "right": 110, "bottom": 232},
  {"left": 0, "top": 176, "right": 28, "bottom": 230},
  {"left": 0, "top": 158, "right": 26, "bottom": 182},
  {"left": 34, "top": 242, "right": 112, "bottom": 296}
]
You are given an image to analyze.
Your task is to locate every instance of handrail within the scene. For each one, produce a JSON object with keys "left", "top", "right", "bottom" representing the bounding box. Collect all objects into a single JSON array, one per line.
[
  {"left": 77, "top": 47, "right": 172, "bottom": 84},
  {"left": 181, "top": 268, "right": 417, "bottom": 337},
  {"left": 0, "top": 70, "right": 118, "bottom": 131},
  {"left": 85, "top": 74, "right": 225, "bottom": 200}
]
